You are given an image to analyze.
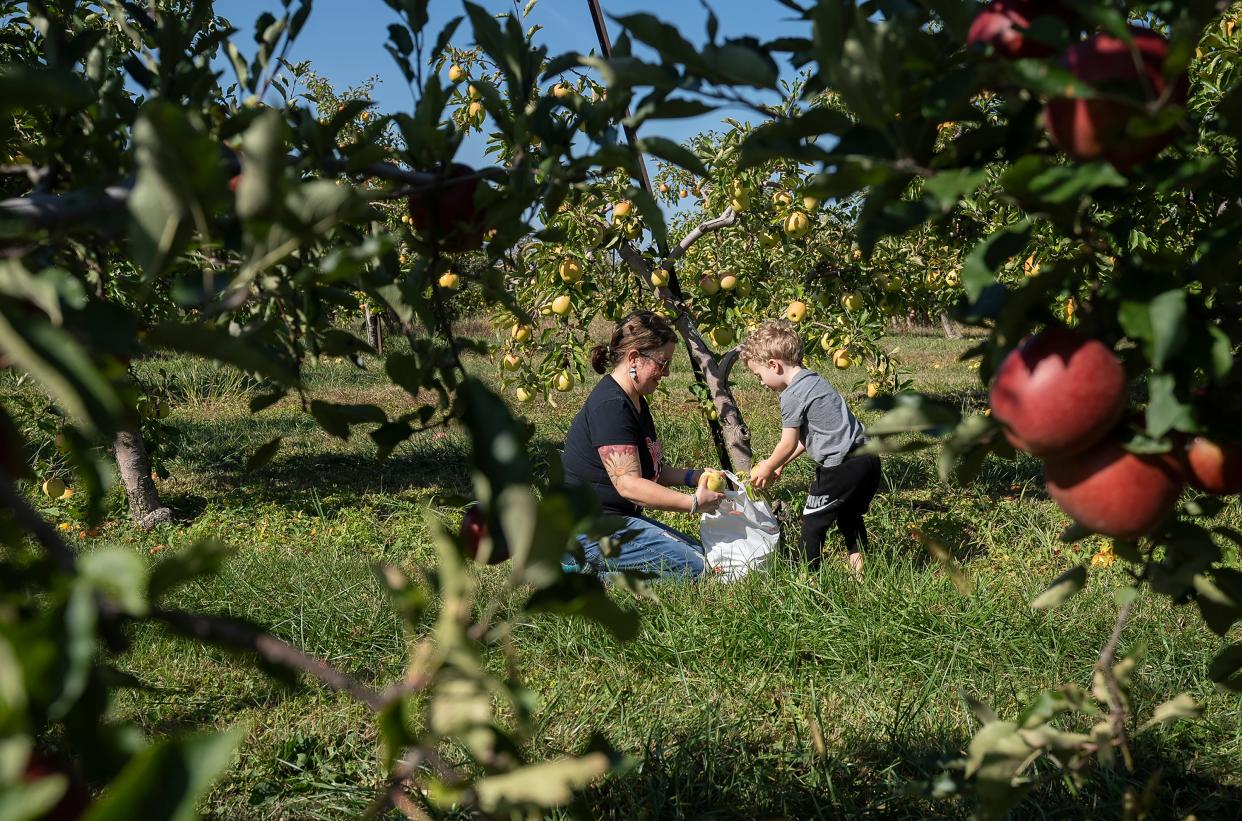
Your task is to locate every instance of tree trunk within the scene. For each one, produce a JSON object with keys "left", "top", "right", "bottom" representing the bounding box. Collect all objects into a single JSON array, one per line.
[
  {"left": 114, "top": 426, "right": 171, "bottom": 530},
  {"left": 940, "top": 311, "right": 962, "bottom": 339}
]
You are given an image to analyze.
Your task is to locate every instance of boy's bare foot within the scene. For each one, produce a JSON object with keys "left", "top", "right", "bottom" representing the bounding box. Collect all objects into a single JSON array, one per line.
[{"left": 847, "top": 552, "right": 864, "bottom": 580}]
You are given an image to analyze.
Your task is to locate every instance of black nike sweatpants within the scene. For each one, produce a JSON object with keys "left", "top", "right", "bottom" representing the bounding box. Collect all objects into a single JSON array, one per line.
[{"left": 799, "top": 453, "right": 882, "bottom": 569}]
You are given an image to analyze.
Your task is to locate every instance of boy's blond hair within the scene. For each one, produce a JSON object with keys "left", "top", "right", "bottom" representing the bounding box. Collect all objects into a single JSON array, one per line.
[{"left": 740, "top": 319, "right": 804, "bottom": 366}]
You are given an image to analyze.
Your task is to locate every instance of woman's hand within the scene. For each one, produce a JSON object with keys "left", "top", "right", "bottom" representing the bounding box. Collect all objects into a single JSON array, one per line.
[{"left": 694, "top": 472, "right": 725, "bottom": 514}]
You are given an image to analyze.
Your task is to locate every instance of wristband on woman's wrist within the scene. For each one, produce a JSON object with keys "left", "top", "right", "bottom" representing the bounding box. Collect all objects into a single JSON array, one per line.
[
  {"left": 683, "top": 468, "right": 695, "bottom": 487},
  {"left": 688, "top": 490, "right": 700, "bottom": 515}
]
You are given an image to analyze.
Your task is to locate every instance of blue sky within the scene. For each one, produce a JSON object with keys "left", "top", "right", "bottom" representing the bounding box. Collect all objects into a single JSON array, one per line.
[{"left": 212, "top": 0, "right": 811, "bottom": 170}]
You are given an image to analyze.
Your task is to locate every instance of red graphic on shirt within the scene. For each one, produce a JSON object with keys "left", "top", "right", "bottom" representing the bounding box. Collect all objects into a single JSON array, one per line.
[{"left": 645, "top": 436, "right": 664, "bottom": 479}]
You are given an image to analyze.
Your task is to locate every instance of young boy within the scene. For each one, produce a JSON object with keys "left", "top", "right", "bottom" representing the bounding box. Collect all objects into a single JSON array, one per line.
[{"left": 741, "top": 320, "right": 882, "bottom": 574}]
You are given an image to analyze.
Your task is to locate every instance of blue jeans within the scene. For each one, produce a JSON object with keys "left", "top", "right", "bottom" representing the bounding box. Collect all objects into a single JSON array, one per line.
[{"left": 565, "top": 516, "right": 705, "bottom": 579}]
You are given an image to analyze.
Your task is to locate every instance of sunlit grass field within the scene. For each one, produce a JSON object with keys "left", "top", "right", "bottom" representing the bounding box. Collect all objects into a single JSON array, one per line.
[{"left": 27, "top": 331, "right": 1242, "bottom": 818}]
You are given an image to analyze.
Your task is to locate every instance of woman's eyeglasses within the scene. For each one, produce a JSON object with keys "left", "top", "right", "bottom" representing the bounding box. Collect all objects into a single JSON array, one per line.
[{"left": 639, "top": 351, "right": 672, "bottom": 374}]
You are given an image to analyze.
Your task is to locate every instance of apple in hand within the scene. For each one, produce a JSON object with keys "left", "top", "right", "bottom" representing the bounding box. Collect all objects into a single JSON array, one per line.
[
  {"left": 1044, "top": 27, "right": 1188, "bottom": 170},
  {"left": 1044, "top": 436, "right": 1183, "bottom": 540},
  {"left": 407, "top": 163, "right": 486, "bottom": 252},
  {"left": 989, "top": 327, "right": 1125, "bottom": 458}
]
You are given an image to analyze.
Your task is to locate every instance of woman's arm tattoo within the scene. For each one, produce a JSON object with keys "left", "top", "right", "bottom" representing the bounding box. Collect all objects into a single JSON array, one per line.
[{"left": 599, "top": 445, "right": 640, "bottom": 485}]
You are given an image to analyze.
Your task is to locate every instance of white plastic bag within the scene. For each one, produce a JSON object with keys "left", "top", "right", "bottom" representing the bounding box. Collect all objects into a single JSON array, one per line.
[{"left": 700, "top": 471, "right": 780, "bottom": 580}]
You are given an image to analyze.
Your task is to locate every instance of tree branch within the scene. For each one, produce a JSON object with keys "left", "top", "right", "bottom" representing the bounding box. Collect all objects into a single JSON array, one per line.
[
  {"left": 655, "top": 207, "right": 737, "bottom": 274},
  {"left": 150, "top": 607, "right": 385, "bottom": 710},
  {"left": 1095, "top": 596, "right": 1136, "bottom": 771}
]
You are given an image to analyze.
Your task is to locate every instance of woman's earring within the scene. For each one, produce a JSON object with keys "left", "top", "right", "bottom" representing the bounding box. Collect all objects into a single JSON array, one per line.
[{"left": 629, "top": 366, "right": 638, "bottom": 382}]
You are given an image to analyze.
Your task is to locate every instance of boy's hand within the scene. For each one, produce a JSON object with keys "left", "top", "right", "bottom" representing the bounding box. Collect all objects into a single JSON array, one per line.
[{"left": 751, "top": 460, "right": 776, "bottom": 489}]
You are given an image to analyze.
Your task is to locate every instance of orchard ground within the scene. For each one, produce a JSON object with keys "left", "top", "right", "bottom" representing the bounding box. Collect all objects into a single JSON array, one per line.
[{"left": 25, "top": 329, "right": 1242, "bottom": 819}]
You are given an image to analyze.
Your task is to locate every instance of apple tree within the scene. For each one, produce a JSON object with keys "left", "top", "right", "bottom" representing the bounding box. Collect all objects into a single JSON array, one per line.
[{"left": 0, "top": 0, "right": 726, "bottom": 814}]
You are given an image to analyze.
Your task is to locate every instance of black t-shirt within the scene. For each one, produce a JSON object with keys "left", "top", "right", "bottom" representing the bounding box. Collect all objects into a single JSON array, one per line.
[{"left": 562, "top": 375, "right": 664, "bottom": 516}]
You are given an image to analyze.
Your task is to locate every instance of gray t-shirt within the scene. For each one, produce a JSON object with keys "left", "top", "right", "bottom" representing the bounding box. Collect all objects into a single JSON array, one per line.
[{"left": 779, "top": 369, "right": 867, "bottom": 468}]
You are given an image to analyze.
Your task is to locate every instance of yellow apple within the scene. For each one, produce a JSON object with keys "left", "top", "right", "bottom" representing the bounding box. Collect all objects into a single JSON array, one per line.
[
  {"left": 438, "top": 271, "right": 460, "bottom": 290},
  {"left": 705, "top": 471, "right": 726, "bottom": 493},
  {"left": 511, "top": 324, "right": 532, "bottom": 343},
  {"left": 784, "top": 211, "right": 810, "bottom": 239},
  {"left": 786, "top": 301, "right": 807, "bottom": 323},
  {"left": 842, "top": 291, "right": 865, "bottom": 312},
  {"left": 448, "top": 63, "right": 467, "bottom": 83},
  {"left": 515, "top": 386, "right": 534, "bottom": 403},
  {"left": 866, "top": 382, "right": 881, "bottom": 398},
  {"left": 650, "top": 269, "right": 669, "bottom": 288},
  {"left": 467, "top": 83, "right": 482, "bottom": 101},
  {"left": 466, "top": 101, "right": 485, "bottom": 125},
  {"left": 709, "top": 326, "right": 735, "bottom": 348},
  {"left": 558, "top": 259, "right": 582, "bottom": 284},
  {"left": 760, "top": 231, "right": 780, "bottom": 248},
  {"left": 613, "top": 200, "right": 632, "bottom": 218},
  {"left": 881, "top": 275, "right": 902, "bottom": 293},
  {"left": 679, "top": 189, "right": 688, "bottom": 199},
  {"left": 699, "top": 275, "right": 720, "bottom": 296},
  {"left": 502, "top": 353, "right": 521, "bottom": 371},
  {"left": 552, "top": 82, "right": 573, "bottom": 98},
  {"left": 624, "top": 222, "right": 642, "bottom": 239},
  {"left": 659, "top": 182, "right": 669, "bottom": 193},
  {"left": 1024, "top": 253, "right": 1040, "bottom": 277},
  {"left": 551, "top": 295, "right": 572, "bottom": 315},
  {"left": 772, "top": 191, "right": 793, "bottom": 208},
  {"left": 819, "top": 332, "right": 836, "bottom": 352},
  {"left": 803, "top": 195, "right": 820, "bottom": 210},
  {"left": 925, "top": 270, "right": 943, "bottom": 290},
  {"left": 41, "top": 477, "right": 66, "bottom": 499},
  {"left": 555, "top": 371, "right": 575, "bottom": 392},
  {"left": 719, "top": 273, "right": 738, "bottom": 291},
  {"left": 833, "top": 348, "right": 852, "bottom": 369},
  {"left": 944, "top": 270, "right": 960, "bottom": 287}
]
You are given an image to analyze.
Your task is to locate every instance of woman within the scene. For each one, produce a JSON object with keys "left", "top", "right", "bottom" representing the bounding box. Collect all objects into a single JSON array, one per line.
[{"left": 561, "top": 311, "right": 725, "bottom": 578}]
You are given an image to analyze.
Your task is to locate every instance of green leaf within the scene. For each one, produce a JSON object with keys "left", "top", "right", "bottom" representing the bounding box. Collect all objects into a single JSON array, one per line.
[
  {"left": 865, "top": 394, "right": 960, "bottom": 436},
  {"left": 1031, "top": 564, "right": 1087, "bottom": 611},
  {"left": 525, "top": 574, "right": 639, "bottom": 642},
  {"left": 1208, "top": 644, "right": 1242, "bottom": 691},
  {"left": 0, "top": 64, "right": 94, "bottom": 110},
  {"left": 961, "top": 220, "right": 1031, "bottom": 303},
  {"left": 0, "top": 306, "right": 125, "bottom": 436},
  {"left": 148, "top": 539, "right": 235, "bottom": 602},
  {"left": 0, "top": 775, "right": 70, "bottom": 821},
  {"left": 1002, "top": 157, "right": 1126, "bottom": 206},
  {"left": 309, "top": 401, "right": 387, "bottom": 440},
  {"left": 146, "top": 323, "right": 299, "bottom": 387},
  {"left": 1208, "top": 326, "right": 1233, "bottom": 380},
  {"left": 245, "top": 437, "right": 282, "bottom": 472},
  {"left": 49, "top": 582, "right": 96, "bottom": 720},
  {"left": 1138, "top": 693, "right": 1201, "bottom": 733},
  {"left": 237, "top": 109, "right": 286, "bottom": 221},
  {"left": 80, "top": 548, "right": 148, "bottom": 616},
  {"left": 923, "top": 168, "right": 988, "bottom": 213},
  {"left": 1148, "top": 290, "right": 1188, "bottom": 370},
  {"left": 473, "top": 753, "right": 611, "bottom": 812},
  {"left": 964, "top": 720, "right": 1034, "bottom": 817},
  {"left": 636, "top": 136, "right": 709, "bottom": 178},
  {"left": 1194, "top": 570, "right": 1242, "bottom": 636},
  {"left": 0, "top": 635, "right": 26, "bottom": 725},
  {"left": 919, "top": 534, "right": 974, "bottom": 596},
  {"left": 83, "top": 727, "right": 244, "bottom": 821},
  {"left": 1146, "top": 373, "right": 1194, "bottom": 438}
]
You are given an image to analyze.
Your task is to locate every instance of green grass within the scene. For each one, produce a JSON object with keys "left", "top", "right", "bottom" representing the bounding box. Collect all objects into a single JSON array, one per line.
[{"left": 36, "top": 333, "right": 1242, "bottom": 818}]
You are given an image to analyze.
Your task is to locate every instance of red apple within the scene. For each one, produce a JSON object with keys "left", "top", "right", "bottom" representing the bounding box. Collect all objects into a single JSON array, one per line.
[
  {"left": 1045, "top": 436, "right": 1183, "bottom": 540},
  {"left": 967, "top": 1, "right": 1071, "bottom": 59},
  {"left": 24, "top": 751, "right": 90, "bottom": 820},
  {"left": 228, "top": 174, "right": 242, "bottom": 193},
  {"left": 1184, "top": 437, "right": 1242, "bottom": 495},
  {"left": 1044, "top": 27, "right": 1189, "bottom": 170},
  {"left": 989, "top": 327, "right": 1126, "bottom": 458},
  {"left": 407, "top": 163, "right": 486, "bottom": 253},
  {"left": 461, "top": 505, "right": 507, "bottom": 564}
]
